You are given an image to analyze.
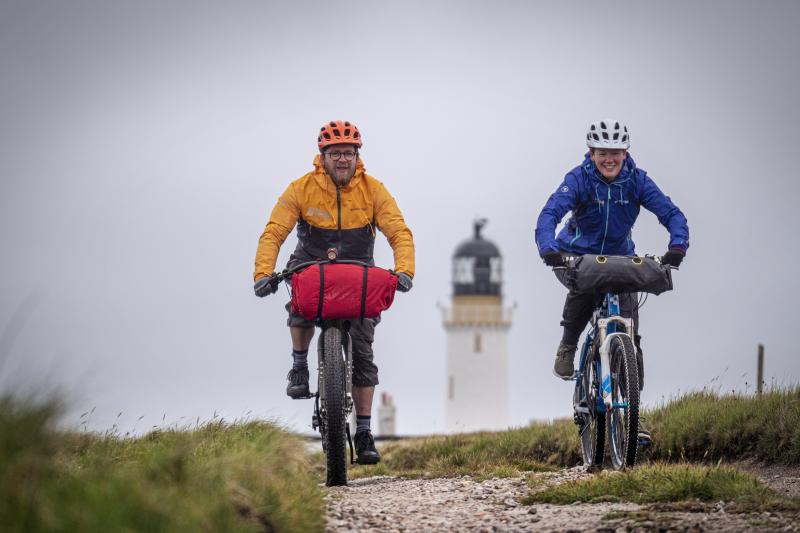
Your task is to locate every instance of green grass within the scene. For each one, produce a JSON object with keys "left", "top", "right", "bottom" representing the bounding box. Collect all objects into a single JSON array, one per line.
[
  {"left": 522, "top": 463, "right": 799, "bottom": 511},
  {"left": 347, "top": 420, "right": 577, "bottom": 480},
  {"left": 346, "top": 387, "right": 800, "bottom": 481},
  {"left": 645, "top": 387, "right": 800, "bottom": 465},
  {"left": 0, "top": 396, "right": 324, "bottom": 533}
]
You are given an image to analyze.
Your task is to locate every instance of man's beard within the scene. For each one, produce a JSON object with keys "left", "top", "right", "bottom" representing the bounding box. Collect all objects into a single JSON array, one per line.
[{"left": 330, "top": 167, "right": 355, "bottom": 186}]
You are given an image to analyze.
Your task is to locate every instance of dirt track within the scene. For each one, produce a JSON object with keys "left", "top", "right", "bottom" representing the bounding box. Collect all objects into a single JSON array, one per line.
[{"left": 325, "top": 466, "right": 800, "bottom": 532}]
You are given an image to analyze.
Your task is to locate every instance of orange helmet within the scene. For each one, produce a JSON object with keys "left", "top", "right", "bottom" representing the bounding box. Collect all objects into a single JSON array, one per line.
[{"left": 317, "top": 120, "right": 363, "bottom": 149}]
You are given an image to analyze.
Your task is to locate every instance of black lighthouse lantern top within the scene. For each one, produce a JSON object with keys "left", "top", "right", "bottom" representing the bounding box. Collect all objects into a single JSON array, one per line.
[{"left": 452, "top": 218, "right": 502, "bottom": 296}]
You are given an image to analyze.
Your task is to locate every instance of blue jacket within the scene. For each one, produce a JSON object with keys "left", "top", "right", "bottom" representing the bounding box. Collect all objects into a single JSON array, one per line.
[{"left": 535, "top": 153, "right": 689, "bottom": 256}]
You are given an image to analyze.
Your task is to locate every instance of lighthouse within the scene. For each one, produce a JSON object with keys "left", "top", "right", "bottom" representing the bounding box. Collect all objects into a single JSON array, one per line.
[{"left": 442, "top": 219, "right": 512, "bottom": 433}]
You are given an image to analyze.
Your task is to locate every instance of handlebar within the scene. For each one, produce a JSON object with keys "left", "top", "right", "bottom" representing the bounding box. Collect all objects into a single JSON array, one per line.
[
  {"left": 264, "top": 259, "right": 388, "bottom": 294},
  {"left": 551, "top": 254, "right": 677, "bottom": 270}
]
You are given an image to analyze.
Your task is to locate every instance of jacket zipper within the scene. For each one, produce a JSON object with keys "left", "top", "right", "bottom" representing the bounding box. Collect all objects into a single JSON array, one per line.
[
  {"left": 600, "top": 187, "right": 611, "bottom": 254},
  {"left": 569, "top": 225, "right": 581, "bottom": 247},
  {"left": 336, "top": 186, "right": 342, "bottom": 250}
]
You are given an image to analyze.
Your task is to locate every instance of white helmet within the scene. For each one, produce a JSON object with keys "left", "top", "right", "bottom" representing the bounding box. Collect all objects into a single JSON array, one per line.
[{"left": 586, "top": 119, "right": 630, "bottom": 149}]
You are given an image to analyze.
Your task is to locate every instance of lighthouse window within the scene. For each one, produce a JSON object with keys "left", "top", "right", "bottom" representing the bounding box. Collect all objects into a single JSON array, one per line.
[
  {"left": 490, "top": 257, "right": 502, "bottom": 283},
  {"left": 448, "top": 375, "right": 454, "bottom": 400},
  {"left": 474, "top": 332, "right": 482, "bottom": 353},
  {"left": 453, "top": 257, "right": 476, "bottom": 283}
]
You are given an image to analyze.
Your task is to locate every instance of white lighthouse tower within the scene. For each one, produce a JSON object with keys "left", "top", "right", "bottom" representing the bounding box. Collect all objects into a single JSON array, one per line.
[{"left": 442, "top": 219, "right": 512, "bottom": 433}]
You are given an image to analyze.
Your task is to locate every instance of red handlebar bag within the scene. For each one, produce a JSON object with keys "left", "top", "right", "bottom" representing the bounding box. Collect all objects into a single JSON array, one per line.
[{"left": 290, "top": 264, "right": 398, "bottom": 321}]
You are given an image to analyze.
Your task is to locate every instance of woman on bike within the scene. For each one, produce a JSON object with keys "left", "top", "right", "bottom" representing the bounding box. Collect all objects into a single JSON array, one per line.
[
  {"left": 252, "top": 120, "right": 415, "bottom": 464},
  {"left": 535, "top": 119, "right": 689, "bottom": 384}
]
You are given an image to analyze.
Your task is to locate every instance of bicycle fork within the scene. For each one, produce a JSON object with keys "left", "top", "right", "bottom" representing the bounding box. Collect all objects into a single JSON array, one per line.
[
  {"left": 311, "top": 326, "right": 355, "bottom": 434},
  {"left": 596, "top": 317, "right": 634, "bottom": 411}
]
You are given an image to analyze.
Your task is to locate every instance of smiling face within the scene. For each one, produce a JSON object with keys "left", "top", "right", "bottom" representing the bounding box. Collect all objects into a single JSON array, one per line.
[
  {"left": 590, "top": 148, "right": 627, "bottom": 181},
  {"left": 321, "top": 144, "right": 359, "bottom": 186}
]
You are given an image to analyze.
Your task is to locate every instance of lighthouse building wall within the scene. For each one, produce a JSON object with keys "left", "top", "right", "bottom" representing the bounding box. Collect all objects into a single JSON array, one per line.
[{"left": 445, "top": 325, "right": 509, "bottom": 433}]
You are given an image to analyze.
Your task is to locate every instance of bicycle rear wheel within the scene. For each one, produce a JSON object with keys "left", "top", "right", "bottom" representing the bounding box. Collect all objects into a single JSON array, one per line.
[
  {"left": 607, "top": 334, "right": 640, "bottom": 470},
  {"left": 577, "top": 348, "right": 605, "bottom": 470},
  {"left": 321, "top": 326, "right": 348, "bottom": 486}
]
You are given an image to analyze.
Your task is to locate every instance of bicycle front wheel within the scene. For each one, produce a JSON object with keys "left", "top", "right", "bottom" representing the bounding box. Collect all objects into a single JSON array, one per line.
[
  {"left": 607, "top": 334, "right": 640, "bottom": 470},
  {"left": 321, "top": 326, "right": 348, "bottom": 486}
]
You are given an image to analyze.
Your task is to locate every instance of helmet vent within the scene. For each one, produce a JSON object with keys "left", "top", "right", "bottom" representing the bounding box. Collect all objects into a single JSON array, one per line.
[
  {"left": 318, "top": 120, "right": 363, "bottom": 149},
  {"left": 586, "top": 119, "right": 629, "bottom": 149}
]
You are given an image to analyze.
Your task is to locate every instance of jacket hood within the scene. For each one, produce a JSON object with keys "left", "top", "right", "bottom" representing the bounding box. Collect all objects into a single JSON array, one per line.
[
  {"left": 581, "top": 152, "right": 637, "bottom": 184},
  {"left": 312, "top": 154, "right": 366, "bottom": 190}
]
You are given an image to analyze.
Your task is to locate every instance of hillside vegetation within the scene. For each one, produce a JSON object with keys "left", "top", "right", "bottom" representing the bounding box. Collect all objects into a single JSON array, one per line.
[
  {"left": 0, "top": 396, "right": 324, "bottom": 533},
  {"left": 351, "top": 387, "right": 800, "bottom": 479}
]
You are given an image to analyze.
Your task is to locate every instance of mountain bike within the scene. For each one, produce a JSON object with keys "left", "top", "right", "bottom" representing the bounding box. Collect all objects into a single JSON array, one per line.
[
  {"left": 555, "top": 254, "right": 675, "bottom": 470},
  {"left": 264, "top": 257, "right": 396, "bottom": 486}
]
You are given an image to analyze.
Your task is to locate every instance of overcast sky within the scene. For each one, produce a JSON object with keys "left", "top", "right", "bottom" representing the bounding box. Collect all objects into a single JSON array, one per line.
[{"left": 1, "top": 1, "right": 799, "bottom": 436}]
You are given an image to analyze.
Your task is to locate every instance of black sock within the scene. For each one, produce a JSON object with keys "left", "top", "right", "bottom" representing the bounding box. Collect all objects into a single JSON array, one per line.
[
  {"left": 356, "top": 415, "right": 371, "bottom": 433},
  {"left": 292, "top": 349, "right": 308, "bottom": 370}
]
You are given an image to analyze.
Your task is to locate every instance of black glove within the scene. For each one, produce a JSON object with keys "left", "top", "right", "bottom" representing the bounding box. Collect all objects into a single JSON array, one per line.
[
  {"left": 661, "top": 249, "right": 685, "bottom": 267},
  {"left": 541, "top": 250, "right": 565, "bottom": 267},
  {"left": 396, "top": 272, "right": 413, "bottom": 293},
  {"left": 254, "top": 276, "right": 279, "bottom": 297}
]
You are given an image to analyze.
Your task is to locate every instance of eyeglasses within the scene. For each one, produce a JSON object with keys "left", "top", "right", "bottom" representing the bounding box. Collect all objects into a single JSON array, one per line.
[{"left": 326, "top": 150, "right": 358, "bottom": 161}]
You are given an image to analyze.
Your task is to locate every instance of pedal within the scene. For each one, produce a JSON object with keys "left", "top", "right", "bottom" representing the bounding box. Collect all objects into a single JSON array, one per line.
[{"left": 553, "top": 369, "right": 578, "bottom": 381}]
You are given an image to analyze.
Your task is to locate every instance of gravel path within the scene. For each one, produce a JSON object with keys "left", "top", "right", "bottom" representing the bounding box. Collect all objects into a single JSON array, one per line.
[{"left": 325, "top": 467, "right": 800, "bottom": 532}]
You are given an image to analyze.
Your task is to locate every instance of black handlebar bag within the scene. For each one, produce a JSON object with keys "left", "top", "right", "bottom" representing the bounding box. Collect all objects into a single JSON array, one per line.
[{"left": 562, "top": 255, "right": 673, "bottom": 295}]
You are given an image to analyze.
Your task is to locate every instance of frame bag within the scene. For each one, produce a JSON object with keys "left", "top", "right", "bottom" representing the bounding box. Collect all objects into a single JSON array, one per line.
[
  {"left": 291, "top": 264, "right": 399, "bottom": 321},
  {"left": 564, "top": 255, "right": 673, "bottom": 295}
]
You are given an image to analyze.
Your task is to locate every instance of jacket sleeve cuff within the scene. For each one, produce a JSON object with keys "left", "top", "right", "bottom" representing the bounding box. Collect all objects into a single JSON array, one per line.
[{"left": 668, "top": 245, "right": 687, "bottom": 255}]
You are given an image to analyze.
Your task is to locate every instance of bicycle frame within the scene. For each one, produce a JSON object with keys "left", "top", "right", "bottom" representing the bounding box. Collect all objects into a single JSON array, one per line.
[
  {"left": 268, "top": 257, "right": 382, "bottom": 476},
  {"left": 564, "top": 254, "right": 673, "bottom": 469}
]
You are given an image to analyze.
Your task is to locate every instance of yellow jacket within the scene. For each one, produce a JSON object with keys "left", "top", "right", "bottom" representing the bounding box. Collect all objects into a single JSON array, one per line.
[{"left": 254, "top": 156, "right": 415, "bottom": 280}]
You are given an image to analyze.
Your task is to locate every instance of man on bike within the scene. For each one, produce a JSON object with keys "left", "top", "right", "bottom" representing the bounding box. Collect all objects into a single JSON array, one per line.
[
  {"left": 253, "top": 120, "right": 414, "bottom": 464},
  {"left": 535, "top": 119, "right": 689, "bottom": 390}
]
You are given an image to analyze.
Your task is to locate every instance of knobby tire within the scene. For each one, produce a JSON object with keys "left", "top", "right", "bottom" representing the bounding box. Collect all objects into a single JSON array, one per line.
[
  {"left": 322, "top": 326, "right": 347, "bottom": 486},
  {"left": 607, "top": 334, "right": 640, "bottom": 469},
  {"left": 579, "top": 347, "right": 605, "bottom": 470}
]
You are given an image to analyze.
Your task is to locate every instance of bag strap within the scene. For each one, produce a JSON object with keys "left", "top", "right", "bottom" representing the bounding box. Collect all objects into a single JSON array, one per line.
[
  {"left": 360, "top": 265, "right": 369, "bottom": 321},
  {"left": 317, "top": 264, "right": 325, "bottom": 321}
]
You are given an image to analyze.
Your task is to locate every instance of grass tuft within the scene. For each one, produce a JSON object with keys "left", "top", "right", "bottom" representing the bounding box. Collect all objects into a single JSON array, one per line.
[
  {"left": 646, "top": 387, "right": 800, "bottom": 465},
  {"left": 523, "top": 463, "right": 800, "bottom": 511}
]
